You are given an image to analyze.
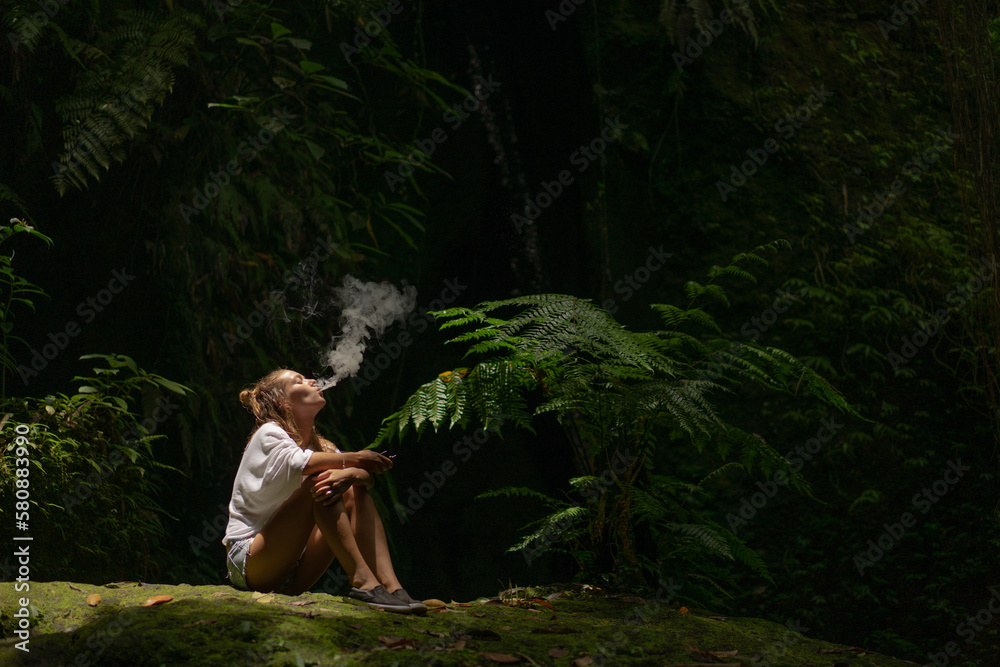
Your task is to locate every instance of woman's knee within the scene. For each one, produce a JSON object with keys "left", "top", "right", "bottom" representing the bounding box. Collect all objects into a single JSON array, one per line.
[{"left": 342, "top": 485, "right": 363, "bottom": 511}]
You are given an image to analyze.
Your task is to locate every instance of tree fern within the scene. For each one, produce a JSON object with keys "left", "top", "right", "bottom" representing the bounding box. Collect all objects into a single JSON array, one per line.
[
  {"left": 372, "top": 241, "right": 857, "bottom": 598},
  {"left": 50, "top": 8, "right": 203, "bottom": 194}
]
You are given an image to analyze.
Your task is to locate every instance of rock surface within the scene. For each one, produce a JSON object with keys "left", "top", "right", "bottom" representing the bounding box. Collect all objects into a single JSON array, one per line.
[{"left": 1, "top": 581, "right": 918, "bottom": 666}]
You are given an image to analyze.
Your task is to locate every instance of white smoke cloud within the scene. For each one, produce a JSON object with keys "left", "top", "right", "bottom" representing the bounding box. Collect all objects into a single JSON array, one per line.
[{"left": 316, "top": 275, "right": 416, "bottom": 389}]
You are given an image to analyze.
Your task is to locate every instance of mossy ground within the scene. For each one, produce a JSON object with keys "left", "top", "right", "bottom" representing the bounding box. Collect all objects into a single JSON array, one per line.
[{"left": 1, "top": 582, "right": 918, "bottom": 666}]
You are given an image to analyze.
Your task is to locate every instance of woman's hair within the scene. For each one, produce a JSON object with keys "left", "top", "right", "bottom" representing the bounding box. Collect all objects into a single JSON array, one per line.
[{"left": 239, "top": 369, "right": 338, "bottom": 452}]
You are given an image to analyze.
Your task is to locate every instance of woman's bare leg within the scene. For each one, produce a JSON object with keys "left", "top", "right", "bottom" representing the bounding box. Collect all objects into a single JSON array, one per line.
[
  {"left": 281, "top": 524, "right": 335, "bottom": 595},
  {"left": 310, "top": 491, "right": 381, "bottom": 590},
  {"left": 246, "top": 483, "right": 380, "bottom": 593},
  {"left": 346, "top": 486, "right": 403, "bottom": 593},
  {"left": 244, "top": 485, "right": 316, "bottom": 592}
]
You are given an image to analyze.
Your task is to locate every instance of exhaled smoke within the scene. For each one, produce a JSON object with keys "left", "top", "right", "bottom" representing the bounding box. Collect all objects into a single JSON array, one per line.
[{"left": 316, "top": 275, "right": 416, "bottom": 389}]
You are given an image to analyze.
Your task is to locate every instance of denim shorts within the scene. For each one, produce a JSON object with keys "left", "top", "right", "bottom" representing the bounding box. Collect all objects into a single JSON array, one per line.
[
  {"left": 225, "top": 536, "right": 301, "bottom": 593},
  {"left": 225, "top": 537, "right": 254, "bottom": 590}
]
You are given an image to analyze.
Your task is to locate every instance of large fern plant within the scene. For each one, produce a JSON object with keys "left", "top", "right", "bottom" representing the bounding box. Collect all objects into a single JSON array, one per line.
[
  {"left": 48, "top": 7, "right": 203, "bottom": 194},
  {"left": 372, "top": 240, "right": 859, "bottom": 601}
]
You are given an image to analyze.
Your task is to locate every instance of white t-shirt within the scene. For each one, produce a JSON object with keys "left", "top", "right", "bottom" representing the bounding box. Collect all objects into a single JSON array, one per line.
[{"left": 223, "top": 422, "right": 315, "bottom": 545}]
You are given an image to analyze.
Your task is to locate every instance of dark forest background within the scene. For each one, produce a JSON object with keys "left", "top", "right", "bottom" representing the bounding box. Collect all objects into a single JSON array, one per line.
[{"left": 3, "top": 0, "right": 1000, "bottom": 664}]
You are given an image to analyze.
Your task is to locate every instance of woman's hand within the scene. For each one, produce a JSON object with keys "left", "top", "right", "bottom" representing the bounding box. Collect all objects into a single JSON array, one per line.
[
  {"left": 309, "top": 469, "right": 364, "bottom": 505},
  {"left": 352, "top": 449, "right": 393, "bottom": 475}
]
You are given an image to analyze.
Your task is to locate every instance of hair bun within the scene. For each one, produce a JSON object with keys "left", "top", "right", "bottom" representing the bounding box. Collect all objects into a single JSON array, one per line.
[{"left": 239, "top": 388, "right": 254, "bottom": 406}]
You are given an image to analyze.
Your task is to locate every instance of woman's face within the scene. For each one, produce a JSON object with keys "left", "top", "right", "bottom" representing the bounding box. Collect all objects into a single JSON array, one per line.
[{"left": 280, "top": 370, "right": 326, "bottom": 415}]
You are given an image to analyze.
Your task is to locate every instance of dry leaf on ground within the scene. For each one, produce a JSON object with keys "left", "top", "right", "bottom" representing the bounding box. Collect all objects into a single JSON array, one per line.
[
  {"left": 378, "top": 635, "right": 416, "bottom": 647},
  {"left": 143, "top": 595, "right": 173, "bottom": 607},
  {"left": 481, "top": 652, "right": 520, "bottom": 664},
  {"left": 86, "top": 594, "right": 101, "bottom": 607}
]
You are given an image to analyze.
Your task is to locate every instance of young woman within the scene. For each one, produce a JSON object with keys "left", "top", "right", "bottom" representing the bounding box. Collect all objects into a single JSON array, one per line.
[{"left": 222, "top": 368, "right": 425, "bottom": 613}]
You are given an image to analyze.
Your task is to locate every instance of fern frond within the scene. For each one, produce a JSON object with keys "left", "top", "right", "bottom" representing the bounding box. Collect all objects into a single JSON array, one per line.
[
  {"left": 476, "top": 486, "right": 561, "bottom": 506},
  {"left": 666, "top": 522, "right": 733, "bottom": 560},
  {"left": 50, "top": 8, "right": 203, "bottom": 194}
]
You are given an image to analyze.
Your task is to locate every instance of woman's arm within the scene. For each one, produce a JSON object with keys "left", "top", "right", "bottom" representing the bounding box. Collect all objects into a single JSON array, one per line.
[
  {"left": 309, "top": 467, "right": 374, "bottom": 504},
  {"left": 302, "top": 450, "right": 392, "bottom": 476}
]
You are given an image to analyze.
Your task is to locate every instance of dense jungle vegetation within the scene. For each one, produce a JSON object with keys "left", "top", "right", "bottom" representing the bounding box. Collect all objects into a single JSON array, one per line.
[{"left": 2, "top": 0, "right": 999, "bottom": 664}]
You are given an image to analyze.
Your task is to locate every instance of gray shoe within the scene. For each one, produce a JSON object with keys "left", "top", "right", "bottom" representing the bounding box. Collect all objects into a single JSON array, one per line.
[
  {"left": 347, "top": 585, "right": 412, "bottom": 613},
  {"left": 390, "top": 587, "right": 428, "bottom": 613}
]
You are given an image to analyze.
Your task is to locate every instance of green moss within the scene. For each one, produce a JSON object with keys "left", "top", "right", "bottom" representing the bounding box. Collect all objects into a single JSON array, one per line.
[{"left": 1, "top": 581, "right": 920, "bottom": 666}]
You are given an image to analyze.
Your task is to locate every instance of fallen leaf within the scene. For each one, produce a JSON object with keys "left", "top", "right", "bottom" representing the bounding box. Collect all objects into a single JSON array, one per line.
[
  {"left": 500, "top": 625, "right": 512, "bottom": 631},
  {"left": 423, "top": 598, "right": 447, "bottom": 608},
  {"left": 143, "top": 595, "right": 173, "bottom": 607},
  {"left": 254, "top": 594, "right": 275, "bottom": 605},
  {"left": 68, "top": 584, "right": 84, "bottom": 592},
  {"left": 549, "top": 648, "right": 569, "bottom": 658},
  {"left": 211, "top": 592, "right": 233, "bottom": 598},
  {"left": 484, "top": 599, "right": 506, "bottom": 606},
  {"left": 251, "top": 591, "right": 266, "bottom": 599},
  {"left": 574, "top": 657, "right": 593, "bottom": 666},
  {"left": 181, "top": 618, "right": 218, "bottom": 628},
  {"left": 451, "top": 600, "right": 474, "bottom": 607},
  {"left": 472, "top": 612, "right": 486, "bottom": 617},
  {"left": 451, "top": 640, "right": 467, "bottom": 649},
  {"left": 86, "top": 594, "right": 101, "bottom": 607},
  {"left": 288, "top": 600, "right": 315, "bottom": 606},
  {"left": 526, "top": 607, "right": 542, "bottom": 613},
  {"left": 530, "top": 598, "right": 556, "bottom": 610},
  {"left": 481, "top": 652, "right": 520, "bottom": 664},
  {"left": 378, "top": 635, "right": 416, "bottom": 647},
  {"left": 686, "top": 646, "right": 739, "bottom": 663},
  {"left": 347, "top": 623, "right": 362, "bottom": 630}
]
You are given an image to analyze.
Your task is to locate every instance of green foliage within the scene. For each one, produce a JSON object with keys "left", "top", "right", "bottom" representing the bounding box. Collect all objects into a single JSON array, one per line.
[
  {"left": 50, "top": 7, "right": 205, "bottom": 194},
  {"left": 0, "top": 217, "right": 52, "bottom": 398},
  {"left": 374, "top": 243, "right": 857, "bottom": 603},
  {"left": 0, "top": 354, "right": 191, "bottom": 582},
  {"left": 658, "top": 0, "right": 778, "bottom": 47}
]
